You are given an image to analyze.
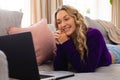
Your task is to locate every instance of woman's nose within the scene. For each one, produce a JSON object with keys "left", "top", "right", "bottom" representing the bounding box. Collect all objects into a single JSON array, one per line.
[{"left": 61, "top": 21, "right": 66, "bottom": 27}]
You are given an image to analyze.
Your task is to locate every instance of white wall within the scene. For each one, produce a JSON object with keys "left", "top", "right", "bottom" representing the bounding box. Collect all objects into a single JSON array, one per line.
[
  {"left": 63, "top": 0, "right": 111, "bottom": 21},
  {"left": 0, "top": 0, "right": 30, "bottom": 27}
]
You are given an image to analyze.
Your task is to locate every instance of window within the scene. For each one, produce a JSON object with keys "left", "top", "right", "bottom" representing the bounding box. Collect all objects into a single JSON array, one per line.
[
  {"left": 0, "top": 0, "right": 30, "bottom": 27},
  {"left": 63, "top": 0, "right": 111, "bottom": 21}
]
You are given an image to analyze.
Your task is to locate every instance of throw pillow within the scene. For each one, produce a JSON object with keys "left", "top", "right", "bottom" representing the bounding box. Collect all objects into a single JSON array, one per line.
[
  {"left": 85, "top": 16, "right": 112, "bottom": 44},
  {"left": 7, "top": 19, "right": 56, "bottom": 65}
]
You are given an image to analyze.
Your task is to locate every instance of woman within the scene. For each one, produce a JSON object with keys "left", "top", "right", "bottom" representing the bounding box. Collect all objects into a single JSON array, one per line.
[{"left": 53, "top": 5, "right": 120, "bottom": 73}]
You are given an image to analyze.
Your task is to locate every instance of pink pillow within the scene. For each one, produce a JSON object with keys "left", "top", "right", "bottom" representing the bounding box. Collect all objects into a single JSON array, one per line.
[{"left": 7, "top": 19, "right": 56, "bottom": 65}]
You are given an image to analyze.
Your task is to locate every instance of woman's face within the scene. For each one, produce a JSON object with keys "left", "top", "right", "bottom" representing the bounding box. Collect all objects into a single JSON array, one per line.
[{"left": 56, "top": 10, "right": 76, "bottom": 36}]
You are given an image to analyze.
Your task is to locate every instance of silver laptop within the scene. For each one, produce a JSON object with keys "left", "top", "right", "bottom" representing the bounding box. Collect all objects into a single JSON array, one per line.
[
  {"left": 0, "top": 32, "right": 74, "bottom": 80},
  {"left": 40, "top": 70, "right": 74, "bottom": 80}
]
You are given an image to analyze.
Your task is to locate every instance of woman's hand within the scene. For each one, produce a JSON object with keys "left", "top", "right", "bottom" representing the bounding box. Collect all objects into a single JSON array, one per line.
[{"left": 54, "top": 30, "right": 69, "bottom": 44}]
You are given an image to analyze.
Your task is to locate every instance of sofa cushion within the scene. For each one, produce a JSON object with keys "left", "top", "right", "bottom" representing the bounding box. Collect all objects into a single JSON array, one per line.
[
  {"left": 85, "top": 16, "right": 112, "bottom": 44},
  {"left": 0, "top": 9, "right": 23, "bottom": 36},
  {"left": 39, "top": 64, "right": 120, "bottom": 80},
  {"left": 7, "top": 19, "right": 56, "bottom": 65},
  {"left": 0, "top": 50, "right": 9, "bottom": 80}
]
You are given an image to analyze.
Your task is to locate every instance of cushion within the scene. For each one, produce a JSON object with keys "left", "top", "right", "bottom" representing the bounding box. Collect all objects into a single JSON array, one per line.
[
  {"left": 0, "top": 50, "right": 9, "bottom": 80},
  {"left": 85, "top": 16, "right": 112, "bottom": 44},
  {"left": 7, "top": 19, "right": 56, "bottom": 65},
  {"left": 0, "top": 9, "right": 23, "bottom": 36}
]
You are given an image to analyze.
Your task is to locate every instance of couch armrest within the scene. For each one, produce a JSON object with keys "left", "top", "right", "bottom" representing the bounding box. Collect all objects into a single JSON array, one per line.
[
  {"left": 0, "top": 9, "right": 23, "bottom": 36},
  {"left": 0, "top": 50, "right": 9, "bottom": 80}
]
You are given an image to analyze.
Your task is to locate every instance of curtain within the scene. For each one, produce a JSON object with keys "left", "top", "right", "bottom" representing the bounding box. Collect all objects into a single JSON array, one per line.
[
  {"left": 30, "top": 0, "right": 63, "bottom": 24},
  {"left": 112, "top": 0, "right": 120, "bottom": 28}
]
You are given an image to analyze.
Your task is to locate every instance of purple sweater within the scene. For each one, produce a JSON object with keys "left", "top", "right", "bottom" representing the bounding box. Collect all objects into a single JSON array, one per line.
[{"left": 53, "top": 28, "right": 112, "bottom": 72}]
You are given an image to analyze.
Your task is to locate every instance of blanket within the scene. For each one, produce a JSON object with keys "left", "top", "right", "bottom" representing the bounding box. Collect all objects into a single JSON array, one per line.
[{"left": 97, "top": 20, "right": 120, "bottom": 44}]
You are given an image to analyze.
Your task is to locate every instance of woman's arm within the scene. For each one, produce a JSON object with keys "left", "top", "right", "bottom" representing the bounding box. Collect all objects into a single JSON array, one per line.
[
  {"left": 53, "top": 44, "right": 68, "bottom": 71},
  {"left": 61, "top": 39, "right": 85, "bottom": 72}
]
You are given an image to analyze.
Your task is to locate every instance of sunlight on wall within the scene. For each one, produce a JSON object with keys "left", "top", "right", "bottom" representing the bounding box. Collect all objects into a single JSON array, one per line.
[
  {"left": 63, "top": 0, "right": 111, "bottom": 21},
  {"left": 0, "top": 0, "right": 30, "bottom": 27},
  {"left": 0, "top": 0, "right": 23, "bottom": 11},
  {"left": 0, "top": 0, "right": 112, "bottom": 27}
]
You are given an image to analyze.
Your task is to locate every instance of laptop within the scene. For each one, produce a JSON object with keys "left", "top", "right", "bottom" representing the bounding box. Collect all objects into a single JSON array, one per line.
[
  {"left": 40, "top": 70, "right": 74, "bottom": 80},
  {"left": 0, "top": 32, "right": 74, "bottom": 80}
]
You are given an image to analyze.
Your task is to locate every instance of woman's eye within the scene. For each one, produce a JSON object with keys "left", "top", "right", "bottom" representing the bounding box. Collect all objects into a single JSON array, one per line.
[
  {"left": 65, "top": 18, "right": 69, "bottom": 21},
  {"left": 57, "top": 21, "right": 61, "bottom": 24}
]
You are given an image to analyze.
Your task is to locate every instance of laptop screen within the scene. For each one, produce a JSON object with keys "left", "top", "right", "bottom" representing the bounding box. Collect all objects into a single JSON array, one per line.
[{"left": 0, "top": 32, "right": 40, "bottom": 80}]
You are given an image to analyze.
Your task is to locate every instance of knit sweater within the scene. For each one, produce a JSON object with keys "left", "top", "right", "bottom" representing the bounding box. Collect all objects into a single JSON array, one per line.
[{"left": 53, "top": 28, "right": 112, "bottom": 72}]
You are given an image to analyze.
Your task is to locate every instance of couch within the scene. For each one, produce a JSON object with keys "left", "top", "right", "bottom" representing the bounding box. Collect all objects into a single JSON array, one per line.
[
  {"left": 39, "top": 18, "right": 120, "bottom": 80},
  {"left": 0, "top": 9, "right": 120, "bottom": 80},
  {"left": 0, "top": 9, "right": 23, "bottom": 80}
]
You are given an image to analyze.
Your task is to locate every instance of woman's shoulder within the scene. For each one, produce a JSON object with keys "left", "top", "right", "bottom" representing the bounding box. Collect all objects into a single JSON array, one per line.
[
  {"left": 87, "top": 27, "right": 103, "bottom": 37},
  {"left": 86, "top": 27, "right": 105, "bottom": 46}
]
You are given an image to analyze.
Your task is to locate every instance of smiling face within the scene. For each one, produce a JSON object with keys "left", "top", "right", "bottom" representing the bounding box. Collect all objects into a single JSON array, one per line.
[{"left": 56, "top": 10, "right": 76, "bottom": 36}]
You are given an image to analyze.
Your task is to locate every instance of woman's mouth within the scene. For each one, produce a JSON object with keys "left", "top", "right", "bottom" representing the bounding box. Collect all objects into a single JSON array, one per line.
[{"left": 63, "top": 26, "right": 71, "bottom": 32}]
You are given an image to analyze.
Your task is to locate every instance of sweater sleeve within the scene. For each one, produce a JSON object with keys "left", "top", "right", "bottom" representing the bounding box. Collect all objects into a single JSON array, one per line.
[
  {"left": 53, "top": 44, "right": 68, "bottom": 71},
  {"left": 61, "top": 39, "right": 86, "bottom": 72}
]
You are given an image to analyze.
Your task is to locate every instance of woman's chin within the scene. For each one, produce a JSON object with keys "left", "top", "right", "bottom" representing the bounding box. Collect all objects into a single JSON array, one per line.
[{"left": 65, "top": 32, "right": 71, "bottom": 36}]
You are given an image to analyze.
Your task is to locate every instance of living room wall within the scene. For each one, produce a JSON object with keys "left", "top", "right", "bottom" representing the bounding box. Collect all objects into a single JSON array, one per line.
[{"left": 0, "top": 0, "right": 120, "bottom": 28}]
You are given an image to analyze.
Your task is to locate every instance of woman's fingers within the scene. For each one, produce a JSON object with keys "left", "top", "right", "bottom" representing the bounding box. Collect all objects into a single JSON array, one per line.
[{"left": 54, "top": 31, "right": 61, "bottom": 44}]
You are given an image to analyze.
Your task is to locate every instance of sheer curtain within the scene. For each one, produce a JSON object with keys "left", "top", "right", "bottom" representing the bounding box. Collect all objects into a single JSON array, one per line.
[
  {"left": 112, "top": 0, "right": 120, "bottom": 28},
  {"left": 30, "top": 0, "right": 63, "bottom": 24}
]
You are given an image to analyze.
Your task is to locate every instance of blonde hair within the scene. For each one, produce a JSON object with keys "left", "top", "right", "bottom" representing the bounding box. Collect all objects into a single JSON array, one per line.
[{"left": 54, "top": 5, "right": 88, "bottom": 61}]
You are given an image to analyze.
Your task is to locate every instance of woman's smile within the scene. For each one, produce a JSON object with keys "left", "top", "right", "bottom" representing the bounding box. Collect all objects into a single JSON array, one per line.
[{"left": 62, "top": 25, "right": 71, "bottom": 33}]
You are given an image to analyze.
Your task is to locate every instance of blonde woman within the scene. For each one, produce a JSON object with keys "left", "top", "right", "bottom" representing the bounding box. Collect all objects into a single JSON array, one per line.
[{"left": 53, "top": 5, "right": 118, "bottom": 72}]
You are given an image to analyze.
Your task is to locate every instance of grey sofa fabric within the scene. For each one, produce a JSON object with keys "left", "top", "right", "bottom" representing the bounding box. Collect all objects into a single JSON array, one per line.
[
  {"left": 0, "top": 9, "right": 23, "bottom": 36},
  {"left": 39, "top": 63, "right": 120, "bottom": 80},
  {"left": 48, "top": 24, "right": 56, "bottom": 32},
  {"left": 60, "top": 64, "right": 120, "bottom": 80},
  {"left": 0, "top": 50, "right": 9, "bottom": 80},
  {"left": 85, "top": 16, "right": 113, "bottom": 44}
]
